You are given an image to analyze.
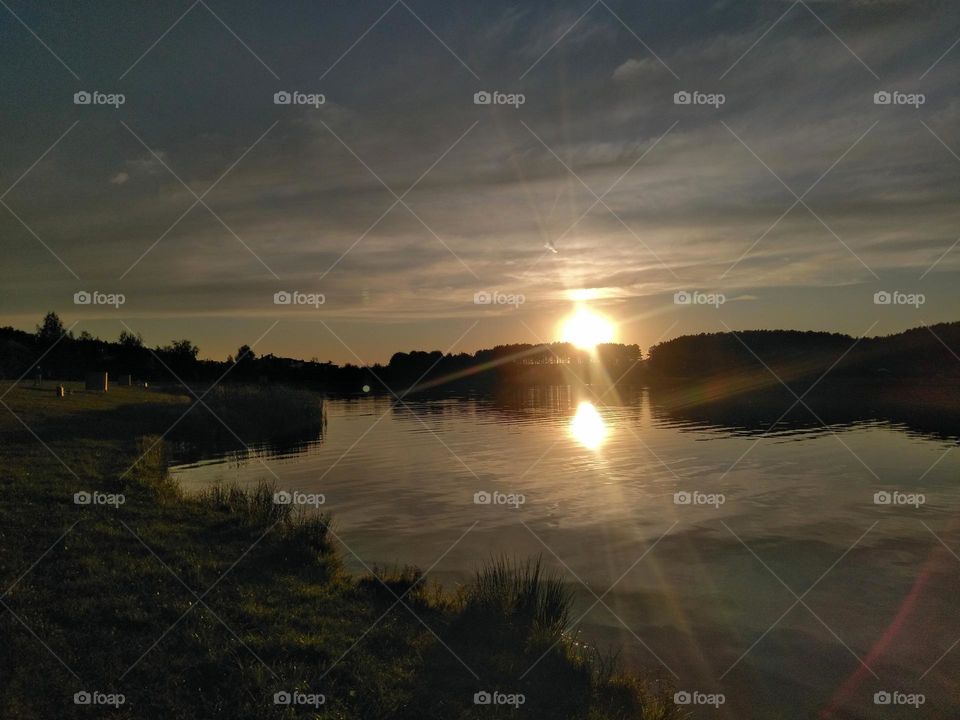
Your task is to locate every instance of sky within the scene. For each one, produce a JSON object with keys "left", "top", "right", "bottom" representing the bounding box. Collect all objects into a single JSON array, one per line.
[{"left": 1, "top": 0, "right": 959, "bottom": 364}]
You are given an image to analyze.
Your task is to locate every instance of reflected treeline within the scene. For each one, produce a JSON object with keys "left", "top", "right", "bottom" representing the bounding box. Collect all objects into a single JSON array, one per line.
[
  {"left": 645, "top": 324, "right": 960, "bottom": 441},
  {"left": 378, "top": 380, "right": 960, "bottom": 444},
  {"left": 167, "top": 385, "right": 326, "bottom": 465},
  {"left": 168, "top": 434, "right": 322, "bottom": 466},
  {"left": 648, "top": 380, "right": 960, "bottom": 442},
  {"left": 387, "top": 384, "right": 645, "bottom": 422}
]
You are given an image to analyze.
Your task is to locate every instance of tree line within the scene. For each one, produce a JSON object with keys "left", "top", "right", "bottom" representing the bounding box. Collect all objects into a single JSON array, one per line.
[
  {"left": 4, "top": 312, "right": 957, "bottom": 394},
  {"left": 646, "top": 325, "right": 960, "bottom": 379},
  {"left": 0, "top": 312, "right": 643, "bottom": 393}
]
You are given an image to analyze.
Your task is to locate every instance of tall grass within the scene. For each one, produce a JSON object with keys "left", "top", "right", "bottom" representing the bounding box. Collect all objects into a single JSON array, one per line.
[
  {"left": 464, "top": 556, "right": 572, "bottom": 643},
  {"left": 195, "top": 479, "right": 288, "bottom": 524},
  {"left": 398, "top": 555, "right": 680, "bottom": 719},
  {"left": 195, "top": 479, "right": 333, "bottom": 562}
]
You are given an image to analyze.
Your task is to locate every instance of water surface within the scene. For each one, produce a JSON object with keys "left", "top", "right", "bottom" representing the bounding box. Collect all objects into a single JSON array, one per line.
[{"left": 173, "top": 387, "right": 960, "bottom": 719}]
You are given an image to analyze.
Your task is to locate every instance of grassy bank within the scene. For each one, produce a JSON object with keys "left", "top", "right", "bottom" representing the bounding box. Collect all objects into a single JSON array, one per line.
[{"left": 0, "top": 383, "right": 676, "bottom": 719}]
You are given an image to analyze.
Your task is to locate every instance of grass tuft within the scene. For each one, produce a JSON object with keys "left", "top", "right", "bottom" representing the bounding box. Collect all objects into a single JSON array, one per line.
[
  {"left": 463, "top": 555, "right": 572, "bottom": 645},
  {"left": 276, "top": 506, "right": 333, "bottom": 559},
  {"left": 195, "top": 479, "right": 289, "bottom": 525}
]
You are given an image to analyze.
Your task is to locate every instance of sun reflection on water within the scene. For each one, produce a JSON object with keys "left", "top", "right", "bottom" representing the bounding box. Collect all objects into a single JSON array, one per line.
[{"left": 570, "top": 401, "right": 607, "bottom": 450}]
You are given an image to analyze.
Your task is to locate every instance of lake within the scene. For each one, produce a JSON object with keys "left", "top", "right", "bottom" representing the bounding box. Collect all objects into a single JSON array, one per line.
[{"left": 172, "top": 386, "right": 960, "bottom": 719}]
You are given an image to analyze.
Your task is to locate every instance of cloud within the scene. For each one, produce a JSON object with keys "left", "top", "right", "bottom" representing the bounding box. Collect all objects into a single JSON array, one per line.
[
  {"left": 0, "top": 0, "right": 958, "bottom": 361},
  {"left": 612, "top": 57, "right": 657, "bottom": 81}
]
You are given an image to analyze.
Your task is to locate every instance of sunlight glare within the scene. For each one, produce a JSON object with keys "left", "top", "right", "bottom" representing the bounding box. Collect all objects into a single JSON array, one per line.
[
  {"left": 570, "top": 401, "right": 608, "bottom": 450},
  {"left": 560, "top": 308, "right": 615, "bottom": 350}
]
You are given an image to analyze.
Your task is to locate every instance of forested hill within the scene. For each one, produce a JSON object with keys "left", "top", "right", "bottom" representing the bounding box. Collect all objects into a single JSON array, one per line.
[{"left": 646, "top": 323, "right": 960, "bottom": 379}]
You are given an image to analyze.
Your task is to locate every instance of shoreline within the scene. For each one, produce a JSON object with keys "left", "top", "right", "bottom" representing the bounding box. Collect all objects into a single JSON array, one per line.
[{"left": 0, "top": 382, "right": 677, "bottom": 720}]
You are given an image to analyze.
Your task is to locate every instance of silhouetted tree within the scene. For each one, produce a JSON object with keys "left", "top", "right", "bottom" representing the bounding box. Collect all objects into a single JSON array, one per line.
[
  {"left": 35, "top": 312, "right": 65, "bottom": 345},
  {"left": 162, "top": 339, "right": 199, "bottom": 360},
  {"left": 118, "top": 330, "right": 143, "bottom": 348}
]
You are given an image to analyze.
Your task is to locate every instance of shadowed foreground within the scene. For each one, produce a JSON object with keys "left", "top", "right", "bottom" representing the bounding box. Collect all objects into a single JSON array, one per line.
[{"left": 0, "top": 384, "right": 676, "bottom": 719}]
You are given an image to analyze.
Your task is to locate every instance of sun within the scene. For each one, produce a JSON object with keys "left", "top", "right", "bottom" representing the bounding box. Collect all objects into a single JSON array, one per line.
[{"left": 559, "top": 307, "right": 615, "bottom": 350}]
